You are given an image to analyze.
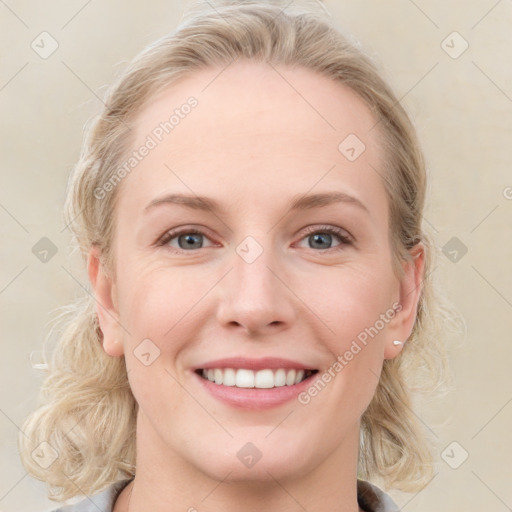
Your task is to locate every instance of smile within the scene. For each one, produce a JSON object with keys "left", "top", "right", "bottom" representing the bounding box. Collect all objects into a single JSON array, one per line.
[
  {"left": 196, "top": 368, "right": 318, "bottom": 389},
  {"left": 192, "top": 357, "right": 321, "bottom": 409}
]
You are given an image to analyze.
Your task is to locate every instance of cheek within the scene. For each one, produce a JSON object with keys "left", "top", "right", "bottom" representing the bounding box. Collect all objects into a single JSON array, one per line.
[
  {"left": 116, "top": 267, "right": 204, "bottom": 419},
  {"left": 117, "top": 264, "right": 204, "bottom": 342},
  {"left": 303, "top": 264, "right": 394, "bottom": 404},
  {"left": 309, "top": 263, "right": 395, "bottom": 347}
]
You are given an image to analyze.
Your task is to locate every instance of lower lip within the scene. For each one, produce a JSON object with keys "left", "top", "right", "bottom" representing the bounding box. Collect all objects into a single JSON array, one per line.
[{"left": 193, "top": 370, "right": 319, "bottom": 410}]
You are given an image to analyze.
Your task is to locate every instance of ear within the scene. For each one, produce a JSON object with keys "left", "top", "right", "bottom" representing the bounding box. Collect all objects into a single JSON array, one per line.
[
  {"left": 87, "top": 245, "right": 124, "bottom": 357},
  {"left": 384, "top": 242, "right": 425, "bottom": 360}
]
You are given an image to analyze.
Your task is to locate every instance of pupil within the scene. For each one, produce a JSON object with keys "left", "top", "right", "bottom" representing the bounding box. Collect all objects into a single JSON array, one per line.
[
  {"left": 179, "top": 233, "right": 202, "bottom": 249},
  {"left": 311, "top": 233, "right": 331, "bottom": 249}
]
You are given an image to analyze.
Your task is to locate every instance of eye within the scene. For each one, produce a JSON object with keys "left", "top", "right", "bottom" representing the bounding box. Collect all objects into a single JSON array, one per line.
[
  {"left": 157, "top": 227, "right": 216, "bottom": 252},
  {"left": 156, "top": 225, "right": 352, "bottom": 254},
  {"left": 297, "top": 225, "right": 352, "bottom": 251}
]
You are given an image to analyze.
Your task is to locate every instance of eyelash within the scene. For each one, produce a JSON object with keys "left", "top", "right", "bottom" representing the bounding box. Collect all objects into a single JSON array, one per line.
[{"left": 156, "top": 225, "right": 352, "bottom": 255}]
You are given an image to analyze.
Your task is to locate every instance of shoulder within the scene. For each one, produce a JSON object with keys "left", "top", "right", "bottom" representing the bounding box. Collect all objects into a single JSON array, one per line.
[
  {"left": 357, "top": 479, "right": 400, "bottom": 512},
  {"left": 49, "top": 478, "right": 133, "bottom": 512}
]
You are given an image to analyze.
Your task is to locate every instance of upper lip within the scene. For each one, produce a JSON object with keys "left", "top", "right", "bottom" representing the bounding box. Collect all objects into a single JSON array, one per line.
[{"left": 194, "top": 357, "right": 317, "bottom": 371}]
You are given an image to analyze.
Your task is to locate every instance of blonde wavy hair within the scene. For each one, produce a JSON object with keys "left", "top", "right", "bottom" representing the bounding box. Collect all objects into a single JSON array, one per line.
[{"left": 19, "top": 0, "right": 461, "bottom": 503}]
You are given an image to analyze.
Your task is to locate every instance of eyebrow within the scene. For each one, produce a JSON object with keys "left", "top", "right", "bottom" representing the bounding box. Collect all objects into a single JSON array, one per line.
[{"left": 144, "top": 191, "right": 369, "bottom": 214}]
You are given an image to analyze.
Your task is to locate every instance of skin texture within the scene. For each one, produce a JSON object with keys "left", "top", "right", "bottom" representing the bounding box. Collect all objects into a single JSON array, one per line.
[{"left": 88, "top": 61, "right": 424, "bottom": 512}]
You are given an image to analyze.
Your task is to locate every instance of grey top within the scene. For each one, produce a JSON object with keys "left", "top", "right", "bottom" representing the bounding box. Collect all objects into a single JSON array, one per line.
[{"left": 52, "top": 477, "right": 399, "bottom": 512}]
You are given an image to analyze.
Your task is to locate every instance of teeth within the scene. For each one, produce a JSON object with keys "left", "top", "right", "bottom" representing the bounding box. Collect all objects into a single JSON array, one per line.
[
  {"left": 285, "top": 369, "right": 296, "bottom": 386},
  {"left": 274, "top": 368, "right": 286, "bottom": 387},
  {"left": 200, "top": 368, "right": 314, "bottom": 388},
  {"left": 254, "top": 369, "right": 274, "bottom": 388},
  {"left": 236, "top": 369, "right": 254, "bottom": 388},
  {"left": 223, "top": 368, "right": 236, "bottom": 386}
]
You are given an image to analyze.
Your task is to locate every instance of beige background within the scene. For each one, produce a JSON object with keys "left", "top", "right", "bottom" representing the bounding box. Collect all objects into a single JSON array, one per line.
[{"left": 1, "top": 0, "right": 511, "bottom": 511}]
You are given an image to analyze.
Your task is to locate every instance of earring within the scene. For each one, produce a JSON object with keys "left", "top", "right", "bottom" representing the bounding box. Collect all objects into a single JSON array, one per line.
[{"left": 393, "top": 340, "right": 403, "bottom": 346}]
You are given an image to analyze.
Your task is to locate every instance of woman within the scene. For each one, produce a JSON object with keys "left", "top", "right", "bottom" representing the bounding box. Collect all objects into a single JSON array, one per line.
[{"left": 19, "top": 1, "right": 453, "bottom": 511}]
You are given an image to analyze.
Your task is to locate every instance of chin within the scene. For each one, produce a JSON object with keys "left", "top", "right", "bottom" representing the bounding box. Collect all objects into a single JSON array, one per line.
[{"left": 187, "top": 436, "right": 318, "bottom": 484}]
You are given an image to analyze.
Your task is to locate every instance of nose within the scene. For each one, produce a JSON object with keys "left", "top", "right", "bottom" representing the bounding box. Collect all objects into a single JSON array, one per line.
[{"left": 215, "top": 241, "right": 296, "bottom": 337}]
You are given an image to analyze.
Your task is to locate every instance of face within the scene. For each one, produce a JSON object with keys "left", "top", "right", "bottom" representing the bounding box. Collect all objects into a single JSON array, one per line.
[{"left": 89, "top": 61, "right": 424, "bottom": 484}]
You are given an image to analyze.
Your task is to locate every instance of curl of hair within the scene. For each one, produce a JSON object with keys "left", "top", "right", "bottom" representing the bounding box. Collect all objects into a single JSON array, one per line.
[{"left": 19, "top": 0, "right": 463, "bottom": 502}]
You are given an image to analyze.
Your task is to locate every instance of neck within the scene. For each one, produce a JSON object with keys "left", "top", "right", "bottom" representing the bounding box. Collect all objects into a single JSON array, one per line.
[{"left": 115, "top": 412, "right": 364, "bottom": 512}]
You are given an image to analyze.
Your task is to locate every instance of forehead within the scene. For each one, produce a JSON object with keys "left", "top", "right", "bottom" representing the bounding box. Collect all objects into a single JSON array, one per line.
[{"left": 119, "top": 61, "right": 388, "bottom": 221}]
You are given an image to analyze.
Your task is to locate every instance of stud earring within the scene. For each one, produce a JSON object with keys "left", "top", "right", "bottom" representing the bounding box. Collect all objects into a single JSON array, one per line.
[{"left": 392, "top": 340, "right": 403, "bottom": 346}]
